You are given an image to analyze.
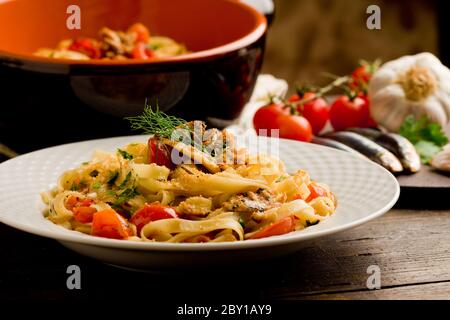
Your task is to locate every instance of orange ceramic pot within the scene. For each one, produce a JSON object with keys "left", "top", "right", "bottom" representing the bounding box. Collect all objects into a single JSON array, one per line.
[{"left": 0, "top": 0, "right": 267, "bottom": 151}]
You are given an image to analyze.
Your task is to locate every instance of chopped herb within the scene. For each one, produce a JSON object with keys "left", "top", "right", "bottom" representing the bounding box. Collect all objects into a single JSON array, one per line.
[
  {"left": 399, "top": 115, "right": 448, "bottom": 164},
  {"left": 70, "top": 179, "right": 87, "bottom": 191},
  {"left": 275, "top": 176, "right": 287, "bottom": 183},
  {"left": 82, "top": 161, "right": 90, "bottom": 165},
  {"left": 115, "top": 187, "right": 139, "bottom": 206},
  {"left": 117, "top": 148, "right": 134, "bottom": 160},
  {"left": 238, "top": 218, "right": 246, "bottom": 228},
  {"left": 89, "top": 169, "right": 99, "bottom": 177},
  {"left": 92, "top": 181, "right": 102, "bottom": 190},
  {"left": 107, "top": 190, "right": 116, "bottom": 196},
  {"left": 107, "top": 171, "right": 119, "bottom": 185}
]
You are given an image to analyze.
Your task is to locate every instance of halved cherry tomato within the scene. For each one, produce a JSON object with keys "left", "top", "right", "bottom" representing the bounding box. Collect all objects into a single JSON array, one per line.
[
  {"left": 276, "top": 114, "right": 313, "bottom": 142},
  {"left": 306, "top": 182, "right": 328, "bottom": 202},
  {"left": 249, "top": 216, "right": 296, "bottom": 239},
  {"left": 289, "top": 93, "right": 329, "bottom": 135},
  {"left": 329, "top": 95, "right": 370, "bottom": 131},
  {"left": 131, "top": 42, "right": 154, "bottom": 60},
  {"left": 131, "top": 204, "right": 178, "bottom": 234},
  {"left": 73, "top": 206, "right": 97, "bottom": 223},
  {"left": 128, "top": 23, "right": 150, "bottom": 43},
  {"left": 148, "top": 137, "right": 174, "bottom": 168},
  {"left": 92, "top": 209, "right": 133, "bottom": 239},
  {"left": 253, "top": 103, "right": 288, "bottom": 136},
  {"left": 66, "top": 196, "right": 93, "bottom": 209},
  {"left": 68, "top": 38, "right": 102, "bottom": 59}
]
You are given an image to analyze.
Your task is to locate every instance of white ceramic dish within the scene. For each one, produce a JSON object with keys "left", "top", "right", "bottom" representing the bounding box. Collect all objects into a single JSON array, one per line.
[{"left": 0, "top": 136, "right": 399, "bottom": 271}]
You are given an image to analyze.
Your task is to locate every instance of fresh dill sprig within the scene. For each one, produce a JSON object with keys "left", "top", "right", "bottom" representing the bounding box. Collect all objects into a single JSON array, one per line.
[{"left": 125, "top": 103, "right": 186, "bottom": 138}]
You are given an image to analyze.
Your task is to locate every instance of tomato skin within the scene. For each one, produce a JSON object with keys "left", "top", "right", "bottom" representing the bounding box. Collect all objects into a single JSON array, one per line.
[
  {"left": 276, "top": 114, "right": 313, "bottom": 142},
  {"left": 92, "top": 209, "right": 133, "bottom": 239},
  {"left": 351, "top": 66, "right": 371, "bottom": 87},
  {"left": 289, "top": 93, "right": 329, "bottom": 135},
  {"left": 128, "top": 23, "right": 151, "bottom": 43},
  {"left": 131, "top": 204, "right": 178, "bottom": 234},
  {"left": 253, "top": 103, "right": 288, "bottom": 136},
  {"left": 131, "top": 42, "right": 154, "bottom": 59},
  {"left": 148, "top": 138, "right": 174, "bottom": 168},
  {"left": 358, "top": 95, "right": 377, "bottom": 127},
  {"left": 306, "top": 182, "right": 328, "bottom": 202},
  {"left": 329, "top": 95, "right": 370, "bottom": 131},
  {"left": 68, "top": 38, "right": 102, "bottom": 59},
  {"left": 250, "top": 216, "right": 296, "bottom": 239},
  {"left": 73, "top": 206, "right": 97, "bottom": 223}
]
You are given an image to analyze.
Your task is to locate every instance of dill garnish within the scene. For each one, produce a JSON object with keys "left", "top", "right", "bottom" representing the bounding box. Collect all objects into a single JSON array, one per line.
[{"left": 125, "top": 103, "right": 186, "bottom": 138}]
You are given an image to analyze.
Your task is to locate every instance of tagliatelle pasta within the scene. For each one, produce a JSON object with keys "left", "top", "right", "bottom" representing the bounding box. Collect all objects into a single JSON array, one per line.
[{"left": 41, "top": 113, "right": 337, "bottom": 243}]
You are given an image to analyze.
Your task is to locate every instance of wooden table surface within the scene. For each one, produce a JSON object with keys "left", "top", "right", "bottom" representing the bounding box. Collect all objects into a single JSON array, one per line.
[{"left": 1, "top": 207, "right": 449, "bottom": 300}]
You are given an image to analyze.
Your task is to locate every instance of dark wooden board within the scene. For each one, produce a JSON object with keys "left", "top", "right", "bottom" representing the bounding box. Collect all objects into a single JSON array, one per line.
[{"left": 397, "top": 165, "right": 450, "bottom": 188}]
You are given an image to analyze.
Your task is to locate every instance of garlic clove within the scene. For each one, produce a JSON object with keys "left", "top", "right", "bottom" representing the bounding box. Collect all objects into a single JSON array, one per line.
[{"left": 431, "top": 144, "right": 450, "bottom": 172}]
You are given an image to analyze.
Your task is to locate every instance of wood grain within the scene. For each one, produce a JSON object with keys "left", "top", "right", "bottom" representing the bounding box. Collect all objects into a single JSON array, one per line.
[
  {"left": 261, "top": 209, "right": 450, "bottom": 299},
  {"left": 302, "top": 282, "right": 450, "bottom": 300}
]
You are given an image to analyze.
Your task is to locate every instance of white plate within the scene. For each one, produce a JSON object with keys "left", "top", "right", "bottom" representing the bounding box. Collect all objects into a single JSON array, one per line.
[{"left": 0, "top": 136, "right": 399, "bottom": 271}]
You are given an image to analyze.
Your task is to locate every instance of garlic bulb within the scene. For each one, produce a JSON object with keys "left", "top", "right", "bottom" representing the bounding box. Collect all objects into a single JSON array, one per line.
[
  {"left": 430, "top": 144, "right": 450, "bottom": 172},
  {"left": 368, "top": 52, "right": 450, "bottom": 132}
]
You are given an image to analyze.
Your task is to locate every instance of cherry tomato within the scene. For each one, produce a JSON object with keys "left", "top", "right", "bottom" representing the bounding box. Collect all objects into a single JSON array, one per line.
[
  {"left": 358, "top": 94, "right": 377, "bottom": 127},
  {"left": 250, "top": 216, "right": 296, "bottom": 239},
  {"left": 351, "top": 66, "right": 371, "bottom": 87},
  {"left": 131, "top": 204, "right": 178, "bottom": 234},
  {"left": 276, "top": 114, "right": 313, "bottom": 142},
  {"left": 253, "top": 103, "right": 288, "bottom": 136},
  {"left": 329, "top": 95, "right": 370, "bottom": 131},
  {"left": 68, "top": 38, "right": 102, "bottom": 59},
  {"left": 131, "top": 42, "right": 155, "bottom": 59},
  {"left": 128, "top": 23, "right": 151, "bottom": 43},
  {"left": 72, "top": 206, "right": 97, "bottom": 223},
  {"left": 306, "top": 182, "right": 328, "bottom": 202},
  {"left": 148, "top": 138, "right": 174, "bottom": 168},
  {"left": 92, "top": 209, "right": 133, "bottom": 239},
  {"left": 289, "top": 93, "right": 329, "bottom": 135}
]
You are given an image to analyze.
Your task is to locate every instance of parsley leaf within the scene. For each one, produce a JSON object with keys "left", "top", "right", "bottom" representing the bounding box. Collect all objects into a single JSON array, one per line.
[
  {"left": 399, "top": 115, "right": 448, "bottom": 164},
  {"left": 117, "top": 149, "right": 134, "bottom": 160},
  {"left": 115, "top": 187, "right": 139, "bottom": 206}
]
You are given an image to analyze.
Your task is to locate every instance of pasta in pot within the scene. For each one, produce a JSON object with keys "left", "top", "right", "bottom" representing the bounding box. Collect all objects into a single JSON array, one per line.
[
  {"left": 41, "top": 115, "right": 337, "bottom": 243},
  {"left": 34, "top": 23, "right": 188, "bottom": 61}
]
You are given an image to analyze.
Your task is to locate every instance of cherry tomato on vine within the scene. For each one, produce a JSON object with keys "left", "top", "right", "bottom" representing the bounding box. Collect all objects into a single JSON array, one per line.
[
  {"left": 288, "top": 92, "right": 329, "bottom": 135},
  {"left": 276, "top": 114, "right": 313, "bottom": 142},
  {"left": 329, "top": 95, "right": 370, "bottom": 131},
  {"left": 253, "top": 103, "right": 288, "bottom": 136}
]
